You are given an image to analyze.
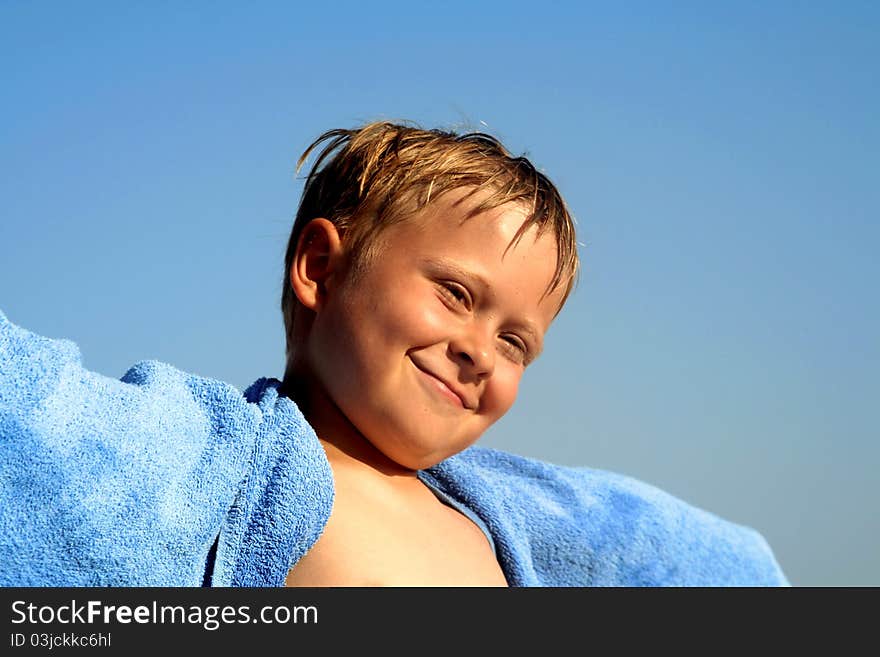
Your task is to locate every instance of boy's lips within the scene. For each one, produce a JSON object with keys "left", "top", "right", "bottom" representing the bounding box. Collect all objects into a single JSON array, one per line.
[{"left": 409, "top": 357, "right": 476, "bottom": 410}]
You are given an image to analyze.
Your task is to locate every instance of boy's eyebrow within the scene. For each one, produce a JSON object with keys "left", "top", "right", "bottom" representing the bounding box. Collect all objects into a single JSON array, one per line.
[
  {"left": 422, "top": 257, "right": 546, "bottom": 358},
  {"left": 423, "top": 257, "right": 492, "bottom": 295}
]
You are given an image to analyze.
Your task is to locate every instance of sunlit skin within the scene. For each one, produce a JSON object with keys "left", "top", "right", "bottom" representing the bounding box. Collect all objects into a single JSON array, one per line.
[{"left": 284, "top": 188, "right": 565, "bottom": 586}]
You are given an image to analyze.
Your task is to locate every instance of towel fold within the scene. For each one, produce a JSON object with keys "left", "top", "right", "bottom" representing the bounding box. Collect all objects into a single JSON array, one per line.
[
  {"left": 0, "top": 309, "right": 788, "bottom": 586},
  {"left": 0, "top": 309, "right": 330, "bottom": 586},
  {"left": 424, "top": 450, "right": 789, "bottom": 585}
]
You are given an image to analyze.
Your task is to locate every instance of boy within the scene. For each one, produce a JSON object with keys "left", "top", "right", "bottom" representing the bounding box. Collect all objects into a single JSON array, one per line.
[
  {"left": 0, "top": 122, "right": 788, "bottom": 587},
  {"left": 279, "top": 124, "right": 576, "bottom": 585}
]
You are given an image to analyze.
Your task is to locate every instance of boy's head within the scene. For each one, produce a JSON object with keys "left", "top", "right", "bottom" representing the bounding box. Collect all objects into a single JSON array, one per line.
[{"left": 281, "top": 121, "right": 579, "bottom": 469}]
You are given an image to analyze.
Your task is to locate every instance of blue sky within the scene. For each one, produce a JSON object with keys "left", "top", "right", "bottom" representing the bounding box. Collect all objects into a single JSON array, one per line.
[{"left": 1, "top": 1, "right": 877, "bottom": 585}]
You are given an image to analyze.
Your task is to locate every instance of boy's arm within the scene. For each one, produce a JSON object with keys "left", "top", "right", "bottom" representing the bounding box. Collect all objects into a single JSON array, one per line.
[{"left": 0, "top": 309, "right": 257, "bottom": 585}]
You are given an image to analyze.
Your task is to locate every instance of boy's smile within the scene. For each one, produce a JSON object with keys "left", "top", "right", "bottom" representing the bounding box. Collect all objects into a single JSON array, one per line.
[
  {"left": 296, "top": 188, "right": 564, "bottom": 471},
  {"left": 409, "top": 353, "right": 476, "bottom": 409}
]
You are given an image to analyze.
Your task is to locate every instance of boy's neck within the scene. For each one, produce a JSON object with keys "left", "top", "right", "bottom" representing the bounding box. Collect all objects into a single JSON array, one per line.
[{"left": 281, "top": 374, "right": 418, "bottom": 480}]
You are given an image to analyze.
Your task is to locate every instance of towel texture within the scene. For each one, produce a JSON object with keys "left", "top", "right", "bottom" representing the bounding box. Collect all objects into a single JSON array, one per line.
[
  {"left": 0, "top": 310, "right": 331, "bottom": 586},
  {"left": 423, "top": 452, "right": 788, "bottom": 585},
  {"left": 0, "top": 310, "right": 788, "bottom": 586}
]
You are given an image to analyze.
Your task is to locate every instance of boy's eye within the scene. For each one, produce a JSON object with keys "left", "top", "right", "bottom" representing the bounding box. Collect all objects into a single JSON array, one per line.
[
  {"left": 438, "top": 282, "right": 471, "bottom": 309},
  {"left": 499, "top": 335, "right": 528, "bottom": 363}
]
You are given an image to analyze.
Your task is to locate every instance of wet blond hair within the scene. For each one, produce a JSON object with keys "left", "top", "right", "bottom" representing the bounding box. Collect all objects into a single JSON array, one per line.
[{"left": 282, "top": 121, "right": 579, "bottom": 361}]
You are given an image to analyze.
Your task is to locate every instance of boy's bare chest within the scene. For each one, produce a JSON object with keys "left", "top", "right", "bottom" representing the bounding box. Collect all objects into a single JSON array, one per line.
[{"left": 285, "top": 474, "right": 508, "bottom": 587}]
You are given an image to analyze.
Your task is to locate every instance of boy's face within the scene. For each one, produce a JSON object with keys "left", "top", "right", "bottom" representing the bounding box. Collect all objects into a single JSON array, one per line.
[{"left": 303, "top": 188, "right": 564, "bottom": 470}]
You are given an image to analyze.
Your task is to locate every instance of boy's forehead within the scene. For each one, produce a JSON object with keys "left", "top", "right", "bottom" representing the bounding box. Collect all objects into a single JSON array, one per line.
[
  {"left": 394, "top": 187, "right": 537, "bottom": 249},
  {"left": 381, "top": 191, "right": 564, "bottom": 315}
]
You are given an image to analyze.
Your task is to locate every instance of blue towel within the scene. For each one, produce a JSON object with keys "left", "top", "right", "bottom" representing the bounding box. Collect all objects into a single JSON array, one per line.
[
  {"left": 422, "top": 454, "right": 788, "bottom": 585},
  {"left": 0, "top": 309, "right": 789, "bottom": 586}
]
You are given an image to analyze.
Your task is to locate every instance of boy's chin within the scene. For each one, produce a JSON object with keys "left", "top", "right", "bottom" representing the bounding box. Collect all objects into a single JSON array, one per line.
[{"left": 370, "top": 432, "right": 483, "bottom": 472}]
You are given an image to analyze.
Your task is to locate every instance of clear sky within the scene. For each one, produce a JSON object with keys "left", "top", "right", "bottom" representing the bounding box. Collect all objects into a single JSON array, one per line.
[{"left": 1, "top": 1, "right": 877, "bottom": 586}]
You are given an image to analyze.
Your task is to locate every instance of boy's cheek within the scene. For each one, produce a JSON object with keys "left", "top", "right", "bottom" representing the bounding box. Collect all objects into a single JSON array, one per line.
[{"left": 480, "top": 370, "right": 521, "bottom": 419}]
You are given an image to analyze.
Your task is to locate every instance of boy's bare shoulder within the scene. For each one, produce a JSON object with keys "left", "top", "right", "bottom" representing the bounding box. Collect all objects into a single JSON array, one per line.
[{"left": 285, "top": 458, "right": 507, "bottom": 587}]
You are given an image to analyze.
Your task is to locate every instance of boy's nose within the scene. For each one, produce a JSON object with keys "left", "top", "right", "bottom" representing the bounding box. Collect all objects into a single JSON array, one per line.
[{"left": 449, "top": 324, "right": 495, "bottom": 379}]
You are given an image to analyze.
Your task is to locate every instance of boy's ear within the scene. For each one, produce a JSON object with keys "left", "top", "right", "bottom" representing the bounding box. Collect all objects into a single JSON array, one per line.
[{"left": 289, "top": 218, "right": 345, "bottom": 312}]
